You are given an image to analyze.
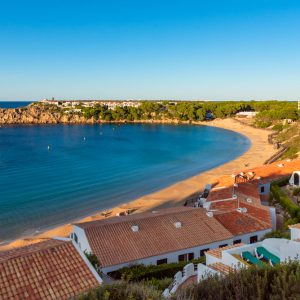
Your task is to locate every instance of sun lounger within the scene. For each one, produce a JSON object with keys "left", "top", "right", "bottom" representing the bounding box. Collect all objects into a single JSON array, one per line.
[
  {"left": 241, "top": 251, "right": 263, "bottom": 267},
  {"left": 256, "top": 247, "right": 280, "bottom": 266}
]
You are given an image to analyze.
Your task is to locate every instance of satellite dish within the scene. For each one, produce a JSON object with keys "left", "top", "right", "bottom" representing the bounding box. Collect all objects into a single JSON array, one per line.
[{"left": 232, "top": 194, "right": 237, "bottom": 199}]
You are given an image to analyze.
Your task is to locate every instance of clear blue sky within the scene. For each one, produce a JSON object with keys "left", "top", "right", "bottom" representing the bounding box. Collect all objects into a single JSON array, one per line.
[{"left": 1, "top": 0, "right": 299, "bottom": 101}]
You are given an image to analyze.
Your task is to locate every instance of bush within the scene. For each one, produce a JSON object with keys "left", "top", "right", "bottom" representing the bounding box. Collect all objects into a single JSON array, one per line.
[
  {"left": 143, "top": 277, "right": 173, "bottom": 291},
  {"left": 78, "top": 282, "right": 163, "bottom": 300},
  {"left": 293, "top": 188, "right": 300, "bottom": 197},
  {"left": 272, "top": 124, "right": 285, "bottom": 132},
  {"left": 110, "top": 258, "right": 205, "bottom": 282},
  {"left": 263, "top": 230, "right": 290, "bottom": 240},
  {"left": 271, "top": 184, "right": 300, "bottom": 219},
  {"left": 176, "top": 261, "right": 300, "bottom": 300}
]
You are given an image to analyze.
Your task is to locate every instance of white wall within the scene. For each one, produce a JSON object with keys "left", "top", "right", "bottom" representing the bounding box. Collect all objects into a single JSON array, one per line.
[
  {"left": 102, "top": 238, "right": 233, "bottom": 274},
  {"left": 279, "top": 240, "right": 300, "bottom": 262},
  {"left": 72, "top": 225, "right": 92, "bottom": 253},
  {"left": 289, "top": 172, "right": 300, "bottom": 187},
  {"left": 233, "top": 229, "right": 271, "bottom": 245},
  {"left": 197, "top": 264, "right": 219, "bottom": 282},
  {"left": 206, "top": 253, "right": 222, "bottom": 266},
  {"left": 291, "top": 228, "right": 300, "bottom": 241},
  {"left": 269, "top": 207, "right": 277, "bottom": 230},
  {"left": 73, "top": 225, "right": 272, "bottom": 274}
]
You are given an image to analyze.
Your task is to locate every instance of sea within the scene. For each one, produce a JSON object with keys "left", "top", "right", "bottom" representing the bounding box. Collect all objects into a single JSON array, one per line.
[
  {"left": 0, "top": 101, "right": 251, "bottom": 242},
  {"left": 0, "top": 101, "right": 33, "bottom": 108}
]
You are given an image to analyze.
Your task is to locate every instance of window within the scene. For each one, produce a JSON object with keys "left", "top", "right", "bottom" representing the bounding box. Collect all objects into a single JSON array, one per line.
[
  {"left": 178, "top": 253, "right": 194, "bottom": 262},
  {"left": 260, "top": 186, "right": 265, "bottom": 193},
  {"left": 74, "top": 233, "right": 78, "bottom": 243},
  {"left": 188, "top": 252, "right": 194, "bottom": 261},
  {"left": 200, "top": 248, "right": 210, "bottom": 256},
  {"left": 294, "top": 173, "right": 300, "bottom": 186},
  {"left": 233, "top": 239, "right": 242, "bottom": 244},
  {"left": 157, "top": 258, "right": 168, "bottom": 265},
  {"left": 219, "top": 244, "right": 228, "bottom": 248},
  {"left": 250, "top": 235, "right": 258, "bottom": 244},
  {"left": 178, "top": 254, "right": 187, "bottom": 262}
]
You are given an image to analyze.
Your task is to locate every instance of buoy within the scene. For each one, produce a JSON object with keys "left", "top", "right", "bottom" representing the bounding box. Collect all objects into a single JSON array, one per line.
[
  {"left": 83, "top": 137, "right": 86, "bottom": 141},
  {"left": 47, "top": 145, "right": 50, "bottom": 150}
]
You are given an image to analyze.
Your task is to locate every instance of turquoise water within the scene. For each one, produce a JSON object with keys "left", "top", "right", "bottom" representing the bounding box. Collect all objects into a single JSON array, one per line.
[{"left": 0, "top": 123, "right": 250, "bottom": 242}]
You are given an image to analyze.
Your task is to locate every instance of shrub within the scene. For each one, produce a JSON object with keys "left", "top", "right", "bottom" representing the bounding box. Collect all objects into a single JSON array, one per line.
[
  {"left": 110, "top": 258, "right": 205, "bottom": 282},
  {"left": 271, "top": 184, "right": 299, "bottom": 218},
  {"left": 78, "top": 282, "right": 163, "bottom": 300},
  {"left": 293, "top": 188, "right": 300, "bottom": 197},
  {"left": 176, "top": 261, "right": 300, "bottom": 300},
  {"left": 143, "top": 277, "right": 173, "bottom": 291},
  {"left": 263, "top": 230, "right": 290, "bottom": 239},
  {"left": 272, "top": 124, "right": 284, "bottom": 132},
  {"left": 84, "top": 251, "right": 102, "bottom": 274}
]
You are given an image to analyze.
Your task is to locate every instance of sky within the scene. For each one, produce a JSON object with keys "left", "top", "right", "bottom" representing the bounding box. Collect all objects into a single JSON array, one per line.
[{"left": 0, "top": 0, "right": 300, "bottom": 101}]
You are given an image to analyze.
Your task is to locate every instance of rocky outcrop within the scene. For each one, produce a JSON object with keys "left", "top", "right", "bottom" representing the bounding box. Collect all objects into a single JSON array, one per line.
[
  {"left": 0, "top": 105, "right": 94, "bottom": 124},
  {"left": 0, "top": 104, "right": 187, "bottom": 125}
]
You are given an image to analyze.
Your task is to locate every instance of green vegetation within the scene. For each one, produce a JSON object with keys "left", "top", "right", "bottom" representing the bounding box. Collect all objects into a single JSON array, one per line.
[
  {"left": 75, "top": 101, "right": 255, "bottom": 122},
  {"left": 80, "top": 261, "right": 300, "bottom": 300},
  {"left": 36, "top": 100, "right": 300, "bottom": 127},
  {"left": 176, "top": 261, "right": 300, "bottom": 300},
  {"left": 275, "top": 121, "right": 300, "bottom": 159},
  {"left": 78, "top": 282, "right": 163, "bottom": 300},
  {"left": 109, "top": 257, "right": 205, "bottom": 282},
  {"left": 263, "top": 230, "right": 290, "bottom": 240},
  {"left": 270, "top": 179, "right": 300, "bottom": 228},
  {"left": 84, "top": 251, "right": 102, "bottom": 274},
  {"left": 293, "top": 188, "right": 300, "bottom": 197}
]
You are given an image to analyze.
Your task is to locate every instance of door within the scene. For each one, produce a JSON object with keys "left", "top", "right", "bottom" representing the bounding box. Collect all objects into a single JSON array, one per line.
[{"left": 294, "top": 173, "right": 299, "bottom": 186}]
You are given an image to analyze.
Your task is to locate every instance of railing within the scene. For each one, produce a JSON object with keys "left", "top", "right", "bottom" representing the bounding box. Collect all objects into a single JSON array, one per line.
[{"left": 162, "top": 263, "right": 196, "bottom": 298}]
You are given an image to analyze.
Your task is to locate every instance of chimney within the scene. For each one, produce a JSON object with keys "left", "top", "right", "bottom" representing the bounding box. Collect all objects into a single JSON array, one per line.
[
  {"left": 174, "top": 222, "right": 182, "bottom": 229},
  {"left": 131, "top": 225, "right": 139, "bottom": 232}
]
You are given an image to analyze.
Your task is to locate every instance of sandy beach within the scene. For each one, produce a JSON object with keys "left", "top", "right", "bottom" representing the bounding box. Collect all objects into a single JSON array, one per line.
[{"left": 0, "top": 118, "right": 277, "bottom": 251}]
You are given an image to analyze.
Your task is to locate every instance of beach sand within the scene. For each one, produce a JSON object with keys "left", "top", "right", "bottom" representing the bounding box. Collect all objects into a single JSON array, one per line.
[{"left": 0, "top": 118, "right": 277, "bottom": 251}]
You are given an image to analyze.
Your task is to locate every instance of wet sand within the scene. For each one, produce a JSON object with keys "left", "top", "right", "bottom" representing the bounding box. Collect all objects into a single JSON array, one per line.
[{"left": 0, "top": 118, "right": 276, "bottom": 251}]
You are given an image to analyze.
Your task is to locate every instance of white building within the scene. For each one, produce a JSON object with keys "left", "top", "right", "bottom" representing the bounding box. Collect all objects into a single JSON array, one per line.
[
  {"left": 163, "top": 225, "right": 300, "bottom": 297},
  {"left": 289, "top": 171, "right": 300, "bottom": 187},
  {"left": 71, "top": 206, "right": 272, "bottom": 274}
]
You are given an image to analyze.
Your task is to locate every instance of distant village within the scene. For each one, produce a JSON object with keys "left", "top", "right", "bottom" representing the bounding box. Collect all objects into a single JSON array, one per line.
[{"left": 40, "top": 98, "right": 142, "bottom": 110}]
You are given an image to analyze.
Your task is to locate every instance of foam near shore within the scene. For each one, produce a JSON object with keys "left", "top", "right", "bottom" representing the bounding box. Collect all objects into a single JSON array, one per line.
[{"left": 0, "top": 118, "right": 277, "bottom": 251}]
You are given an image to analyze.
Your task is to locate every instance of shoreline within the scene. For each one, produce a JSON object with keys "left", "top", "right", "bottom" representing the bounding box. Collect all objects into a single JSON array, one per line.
[{"left": 0, "top": 118, "right": 277, "bottom": 251}]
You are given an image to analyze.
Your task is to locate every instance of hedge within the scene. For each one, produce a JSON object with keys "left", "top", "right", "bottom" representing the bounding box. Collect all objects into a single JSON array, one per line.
[
  {"left": 270, "top": 179, "right": 300, "bottom": 227},
  {"left": 109, "top": 257, "right": 205, "bottom": 282},
  {"left": 78, "top": 282, "right": 163, "bottom": 300},
  {"left": 176, "top": 261, "right": 300, "bottom": 300}
]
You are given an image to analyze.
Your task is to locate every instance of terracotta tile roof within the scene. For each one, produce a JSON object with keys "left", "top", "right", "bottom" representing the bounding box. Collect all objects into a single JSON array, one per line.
[
  {"left": 208, "top": 262, "right": 233, "bottom": 275},
  {"left": 214, "top": 210, "right": 271, "bottom": 236},
  {"left": 206, "top": 187, "right": 233, "bottom": 202},
  {"left": 205, "top": 243, "right": 244, "bottom": 259},
  {"left": 235, "top": 182, "right": 260, "bottom": 200},
  {"left": 75, "top": 207, "right": 234, "bottom": 268},
  {"left": 210, "top": 199, "right": 272, "bottom": 223},
  {"left": 0, "top": 239, "right": 100, "bottom": 300},
  {"left": 209, "top": 159, "right": 300, "bottom": 191},
  {"left": 289, "top": 224, "right": 300, "bottom": 229}
]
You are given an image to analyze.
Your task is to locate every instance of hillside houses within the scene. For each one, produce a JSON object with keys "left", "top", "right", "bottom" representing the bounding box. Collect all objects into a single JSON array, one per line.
[{"left": 40, "top": 99, "right": 141, "bottom": 110}]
